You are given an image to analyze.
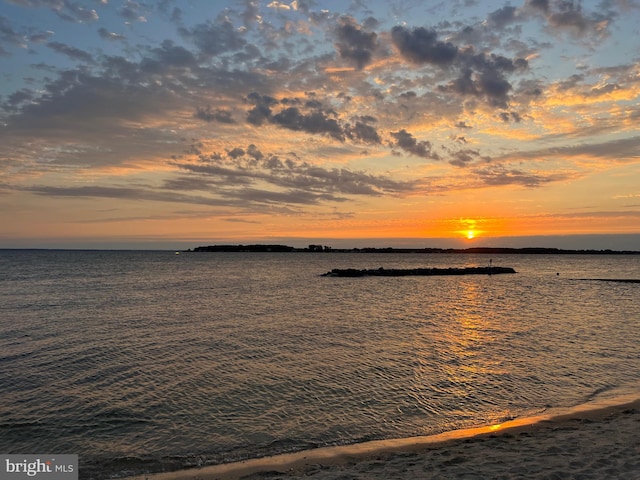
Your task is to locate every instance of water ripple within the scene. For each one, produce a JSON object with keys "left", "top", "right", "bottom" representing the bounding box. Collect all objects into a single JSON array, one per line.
[{"left": 0, "top": 251, "right": 638, "bottom": 479}]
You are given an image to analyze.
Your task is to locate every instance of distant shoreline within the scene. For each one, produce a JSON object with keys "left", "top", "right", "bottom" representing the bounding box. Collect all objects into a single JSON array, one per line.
[{"left": 189, "top": 244, "right": 640, "bottom": 254}]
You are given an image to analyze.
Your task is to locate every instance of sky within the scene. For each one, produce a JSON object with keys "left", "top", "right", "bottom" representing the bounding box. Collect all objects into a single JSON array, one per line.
[{"left": 1, "top": 0, "right": 640, "bottom": 250}]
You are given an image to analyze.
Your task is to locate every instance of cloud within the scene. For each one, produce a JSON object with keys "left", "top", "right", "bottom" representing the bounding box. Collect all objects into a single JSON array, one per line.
[
  {"left": 527, "top": 0, "right": 550, "bottom": 14},
  {"left": 98, "top": 27, "right": 126, "bottom": 41},
  {"left": 474, "top": 165, "right": 573, "bottom": 187},
  {"left": 1, "top": 0, "right": 637, "bottom": 233},
  {"left": 246, "top": 92, "right": 280, "bottom": 125},
  {"left": 390, "top": 129, "right": 440, "bottom": 160},
  {"left": 498, "top": 111, "right": 523, "bottom": 123},
  {"left": 118, "top": 0, "right": 147, "bottom": 23},
  {"left": 3, "top": 88, "right": 34, "bottom": 110},
  {"left": 47, "top": 41, "right": 93, "bottom": 63},
  {"left": 391, "top": 25, "right": 458, "bottom": 66},
  {"left": 272, "top": 107, "right": 344, "bottom": 141},
  {"left": 500, "top": 136, "right": 640, "bottom": 163},
  {"left": 245, "top": 93, "right": 344, "bottom": 141},
  {"left": 6, "top": 0, "right": 99, "bottom": 23},
  {"left": 171, "top": 143, "right": 418, "bottom": 201},
  {"left": 0, "top": 14, "right": 28, "bottom": 50},
  {"left": 487, "top": 6, "right": 519, "bottom": 28},
  {"left": 194, "top": 105, "right": 235, "bottom": 124},
  {"left": 0, "top": 15, "right": 53, "bottom": 53},
  {"left": 1, "top": 68, "right": 173, "bottom": 133},
  {"left": 28, "top": 30, "right": 54, "bottom": 43},
  {"left": 449, "top": 148, "right": 490, "bottom": 167},
  {"left": 245, "top": 92, "right": 386, "bottom": 145},
  {"left": 178, "top": 19, "right": 247, "bottom": 56},
  {"left": 390, "top": 22, "right": 528, "bottom": 109},
  {"left": 334, "top": 16, "right": 378, "bottom": 69},
  {"left": 22, "top": 184, "right": 239, "bottom": 207},
  {"left": 526, "top": 0, "right": 616, "bottom": 39},
  {"left": 546, "top": 1, "right": 609, "bottom": 37},
  {"left": 346, "top": 120, "right": 381, "bottom": 144},
  {"left": 140, "top": 40, "right": 197, "bottom": 73},
  {"left": 439, "top": 50, "right": 528, "bottom": 108}
]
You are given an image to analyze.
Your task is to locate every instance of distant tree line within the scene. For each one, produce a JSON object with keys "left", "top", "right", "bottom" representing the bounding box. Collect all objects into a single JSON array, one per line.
[{"left": 188, "top": 245, "right": 639, "bottom": 254}]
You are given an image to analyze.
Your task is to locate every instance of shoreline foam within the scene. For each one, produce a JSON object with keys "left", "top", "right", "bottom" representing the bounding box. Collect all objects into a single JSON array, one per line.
[{"left": 123, "top": 393, "right": 640, "bottom": 480}]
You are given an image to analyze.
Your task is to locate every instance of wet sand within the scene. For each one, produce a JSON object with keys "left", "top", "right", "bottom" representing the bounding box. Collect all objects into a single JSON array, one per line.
[{"left": 125, "top": 396, "right": 640, "bottom": 480}]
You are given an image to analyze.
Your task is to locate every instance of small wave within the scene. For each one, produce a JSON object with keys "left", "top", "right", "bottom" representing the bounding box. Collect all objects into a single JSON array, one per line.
[
  {"left": 583, "top": 384, "right": 617, "bottom": 403},
  {"left": 0, "top": 420, "right": 45, "bottom": 429}
]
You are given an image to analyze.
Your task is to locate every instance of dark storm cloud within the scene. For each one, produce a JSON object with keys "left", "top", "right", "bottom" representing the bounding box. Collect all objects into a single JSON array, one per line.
[
  {"left": 390, "top": 129, "right": 440, "bottom": 160},
  {"left": 47, "top": 41, "right": 93, "bottom": 63},
  {"left": 334, "top": 16, "right": 378, "bottom": 69},
  {"left": 178, "top": 20, "right": 247, "bottom": 56},
  {"left": 391, "top": 25, "right": 458, "bottom": 66}
]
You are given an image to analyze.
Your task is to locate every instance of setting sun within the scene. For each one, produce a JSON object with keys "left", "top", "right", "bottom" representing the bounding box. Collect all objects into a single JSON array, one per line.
[{"left": 456, "top": 218, "right": 482, "bottom": 241}]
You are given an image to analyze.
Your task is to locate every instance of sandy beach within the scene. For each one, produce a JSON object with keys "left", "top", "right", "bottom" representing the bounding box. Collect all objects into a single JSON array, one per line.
[{"left": 125, "top": 396, "right": 640, "bottom": 480}]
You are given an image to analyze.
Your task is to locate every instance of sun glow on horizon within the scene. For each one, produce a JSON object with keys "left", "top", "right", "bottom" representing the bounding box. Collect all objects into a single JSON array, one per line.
[{"left": 455, "top": 218, "right": 484, "bottom": 241}]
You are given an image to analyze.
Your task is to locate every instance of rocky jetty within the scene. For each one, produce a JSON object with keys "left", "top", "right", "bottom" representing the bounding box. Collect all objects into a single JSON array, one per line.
[{"left": 321, "top": 266, "right": 517, "bottom": 277}]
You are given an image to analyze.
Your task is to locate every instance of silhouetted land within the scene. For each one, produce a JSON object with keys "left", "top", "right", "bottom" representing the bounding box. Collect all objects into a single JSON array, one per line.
[
  {"left": 190, "top": 245, "right": 640, "bottom": 254},
  {"left": 192, "top": 244, "right": 295, "bottom": 252},
  {"left": 321, "top": 266, "right": 517, "bottom": 277}
]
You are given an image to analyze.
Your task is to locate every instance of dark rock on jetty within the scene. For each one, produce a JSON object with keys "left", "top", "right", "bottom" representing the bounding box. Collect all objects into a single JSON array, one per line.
[{"left": 321, "top": 266, "right": 517, "bottom": 277}]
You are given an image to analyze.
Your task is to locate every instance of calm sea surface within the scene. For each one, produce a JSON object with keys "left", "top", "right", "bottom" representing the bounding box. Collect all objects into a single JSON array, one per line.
[{"left": 1, "top": 250, "right": 639, "bottom": 479}]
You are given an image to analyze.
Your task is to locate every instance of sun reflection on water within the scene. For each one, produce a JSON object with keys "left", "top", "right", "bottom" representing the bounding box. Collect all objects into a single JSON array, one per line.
[{"left": 409, "top": 278, "right": 515, "bottom": 427}]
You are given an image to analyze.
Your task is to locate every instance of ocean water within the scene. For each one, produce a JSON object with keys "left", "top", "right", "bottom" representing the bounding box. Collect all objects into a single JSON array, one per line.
[{"left": 0, "top": 250, "right": 639, "bottom": 479}]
